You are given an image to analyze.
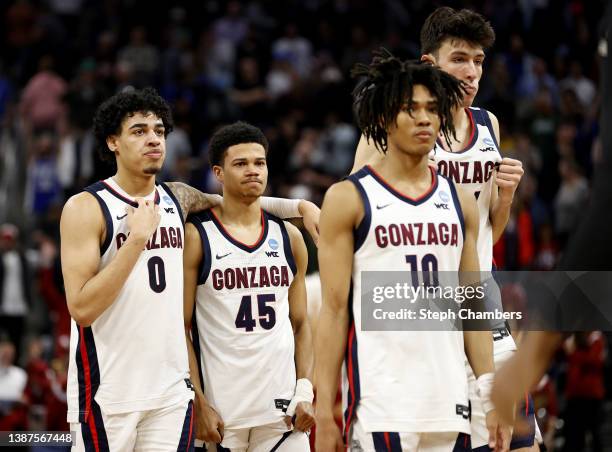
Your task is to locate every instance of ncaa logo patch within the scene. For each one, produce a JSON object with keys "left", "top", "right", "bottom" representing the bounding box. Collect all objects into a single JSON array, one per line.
[
  {"left": 163, "top": 195, "right": 173, "bottom": 205},
  {"left": 439, "top": 191, "right": 450, "bottom": 203},
  {"left": 268, "top": 238, "right": 279, "bottom": 250},
  {"left": 483, "top": 137, "right": 495, "bottom": 147}
]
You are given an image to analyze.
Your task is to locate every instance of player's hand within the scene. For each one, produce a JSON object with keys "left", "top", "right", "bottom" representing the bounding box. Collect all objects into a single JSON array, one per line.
[
  {"left": 314, "top": 415, "right": 344, "bottom": 452},
  {"left": 298, "top": 200, "right": 320, "bottom": 247},
  {"left": 495, "top": 158, "right": 524, "bottom": 202},
  {"left": 287, "top": 401, "right": 315, "bottom": 432},
  {"left": 486, "top": 409, "right": 511, "bottom": 452},
  {"left": 196, "top": 401, "right": 224, "bottom": 443},
  {"left": 127, "top": 198, "right": 161, "bottom": 243}
]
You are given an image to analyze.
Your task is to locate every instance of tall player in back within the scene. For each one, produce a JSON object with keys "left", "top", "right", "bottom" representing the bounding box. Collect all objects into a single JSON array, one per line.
[
  {"left": 315, "top": 56, "right": 509, "bottom": 451},
  {"left": 351, "top": 9, "right": 536, "bottom": 451},
  {"left": 183, "top": 122, "right": 315, "bottom": 451},
  {"left": 60, "top": 89, "right": 320, "bottom": 451}
]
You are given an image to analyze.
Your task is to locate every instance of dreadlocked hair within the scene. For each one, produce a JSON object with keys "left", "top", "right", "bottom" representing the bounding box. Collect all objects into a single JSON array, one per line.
[{"left": 351, "top": 48, "right": 464, "bottom": 153}]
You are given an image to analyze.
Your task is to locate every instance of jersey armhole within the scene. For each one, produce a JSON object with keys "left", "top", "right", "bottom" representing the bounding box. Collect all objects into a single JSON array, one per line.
[
  {"left": 159, "top": 182, "right": 186, "bottom": 225},
  {"left": 480, "top": 109, "right": 500, "bottom": 149},
  {"left": 188, "top": 213, "right": 212, "bottom": 285},
  {"left": 84, "top": 184, "right": 113, "bottom": 256},
  {"left": 273, "top": 216, "right": 298, "bottom": 276},
  {"left": 447, "top": 179, "right": 466, "bottom": 241},
  {"left": 345, "top": 170, "right": 371, "bottom": 252}
]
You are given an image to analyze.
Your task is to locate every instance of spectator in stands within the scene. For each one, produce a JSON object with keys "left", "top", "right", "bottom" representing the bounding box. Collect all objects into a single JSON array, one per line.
[
  {"left": 0, "top": 333, "right": 27, "bottom": 430},
  {"left": 0, "top": 224, "right": 31, "bottom": 361}
]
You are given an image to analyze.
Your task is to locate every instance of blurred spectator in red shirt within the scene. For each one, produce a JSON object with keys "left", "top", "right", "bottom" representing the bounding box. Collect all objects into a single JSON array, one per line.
[{"left": 562, "top": 331, "right": 606, "bottom": 452}]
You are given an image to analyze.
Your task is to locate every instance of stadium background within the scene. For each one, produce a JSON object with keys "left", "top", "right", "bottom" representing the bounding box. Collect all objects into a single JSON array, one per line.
[{"left": 0, "top": 0, "right": 608, "bottom": 450}]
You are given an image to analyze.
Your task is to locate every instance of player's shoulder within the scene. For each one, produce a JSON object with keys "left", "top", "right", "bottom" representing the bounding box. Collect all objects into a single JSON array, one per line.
[{"left": 62, "top": 191, "right": 99, "bottom": 216}]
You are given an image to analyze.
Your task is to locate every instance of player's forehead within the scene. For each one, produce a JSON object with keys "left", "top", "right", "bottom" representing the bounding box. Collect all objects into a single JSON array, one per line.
[
  {"left": 121, "top": 111, "right": 163, "bottom": 129},
  {"left": 226, "top": 142, "right": 267, "bottom": 160},
  {"left": 409, "top": 84, "right": 437, "bottom": 104},
  {"left": 438, "top": 38, "right": 485, "bottom": 58}
]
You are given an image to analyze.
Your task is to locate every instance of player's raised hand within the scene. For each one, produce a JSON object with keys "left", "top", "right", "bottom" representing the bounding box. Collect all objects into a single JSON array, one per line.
[
  {"left": 486, "top": 409, "right": 511, "bottom": 452},
  {"left": 196, "top": 402, "right": 224, "bottom": 443},
  {"left": 314, "top": 414, "right": 344, "bottom": 452},
  {"left": 126, "top": 198, "right": 161, "bottom": 243},
  {"left": 495, "top": 158, "right": 524, "bottom": 202},
  {"left": 290, "top": 401, "right": 315, "bottom": 432}
]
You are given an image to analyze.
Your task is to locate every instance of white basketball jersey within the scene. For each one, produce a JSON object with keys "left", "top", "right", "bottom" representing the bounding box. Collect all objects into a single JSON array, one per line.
[
  {"left": 344, "top": 166, "right": 470, "bottom": 434},
  {"left": 67, "top": 178, "right": 192, "bottom": 423},
  {"left": 190, "top": 209, "right": 297, "bottom": 429},
  {"left": 432, "top": 107, "right": 502, "bottom": 272}
]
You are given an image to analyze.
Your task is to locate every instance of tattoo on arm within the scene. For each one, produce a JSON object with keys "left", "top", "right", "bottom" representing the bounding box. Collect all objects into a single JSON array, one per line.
[{"left": 166, "top": 182, "right": 220, "bottom": 218}]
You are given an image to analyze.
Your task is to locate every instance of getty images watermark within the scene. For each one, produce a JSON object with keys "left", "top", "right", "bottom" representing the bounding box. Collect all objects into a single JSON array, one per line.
[{"left": 361, "top": 271, "right": 612, "bottom": 332}]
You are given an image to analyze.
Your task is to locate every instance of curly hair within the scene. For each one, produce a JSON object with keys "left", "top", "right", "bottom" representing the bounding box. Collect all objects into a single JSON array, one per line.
[
  {"left": 92, "top": 87, "right": 174, "bottom": 165},
  {"left": 208, "top": 121, "right": 269, "bottom": 167},
  {"left": 351, "top": 48, "right": 464, "bottom": 153},
  {"left": 420, "top": 7, "right": 495, "bottom": 56}
]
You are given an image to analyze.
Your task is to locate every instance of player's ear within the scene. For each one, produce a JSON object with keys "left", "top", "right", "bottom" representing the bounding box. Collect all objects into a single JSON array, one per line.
[
  {"left": 421, "top": 54, "right": 436, "bottom": 66},
  {"left": 212, "top": 165, "right": 224, "bottom": 183},
  {"left": 106, "top": 136, "right": 118, "bottom": 154}
]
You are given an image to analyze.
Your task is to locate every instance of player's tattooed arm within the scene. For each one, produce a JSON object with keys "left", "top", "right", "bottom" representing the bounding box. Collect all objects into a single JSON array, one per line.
[{"left": 166, "top": 182, "right": 222, "bottom": 218}]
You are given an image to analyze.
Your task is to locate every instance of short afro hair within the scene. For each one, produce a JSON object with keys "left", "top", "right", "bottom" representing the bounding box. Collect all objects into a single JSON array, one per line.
[
  {"left": 352, "top": 49, "right": 464, "bottom": 153},
  {"left": 421, "top": 7, "right": 495, "bottom": 56},
  {"left": 208, "top": 121, "right": 269, "bottom": 167},
  {"left": 93, "top": 87, "right": 174, "bottom": 165}
]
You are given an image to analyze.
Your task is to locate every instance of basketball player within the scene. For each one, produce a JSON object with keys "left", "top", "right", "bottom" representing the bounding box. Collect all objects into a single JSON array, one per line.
[
  {"left": 316, "top": 56, "right": 508, "bottom": 451},
  {"left": 183, "top": 121, "right": 314, "bottom": 451},
  {"left": 60, "top": 88, "right": 319, "bottom": 451},
  {"left": 351, "top": 9, "right": 538, "bottom": 451}
]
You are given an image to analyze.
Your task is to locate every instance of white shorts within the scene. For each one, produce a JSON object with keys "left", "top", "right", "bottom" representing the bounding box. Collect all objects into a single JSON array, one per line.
[
  {"left": 71, "top": 396, "right": 194, "bottom": 452},
  {"left": 348, "top": 417, "right": 471, "bottom": 452},
  {"left": 203, "top": 419, "right": 309, "bottom": 452}
]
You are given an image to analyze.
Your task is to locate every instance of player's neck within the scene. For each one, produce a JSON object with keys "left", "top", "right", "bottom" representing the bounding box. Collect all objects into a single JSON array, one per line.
[
  {"left": 439, "top": 107, "right": 471, "bottom": 151},
  {"left": 112, "top": 169, "right": 156, "bottom": 197},
  {"left": 215, "top": 193, "right": 261, "bottom": 227},
  {"left": 376, "top": 150, "right": 430, "bottom": 185}
]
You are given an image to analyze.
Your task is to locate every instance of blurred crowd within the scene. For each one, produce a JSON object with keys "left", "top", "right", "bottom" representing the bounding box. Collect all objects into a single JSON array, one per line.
[{"left": 0, "top": 0, "right": 609, "bottom": 450}]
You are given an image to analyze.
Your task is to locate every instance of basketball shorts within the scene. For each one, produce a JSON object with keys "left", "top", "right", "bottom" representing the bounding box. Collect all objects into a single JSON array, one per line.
[
  {"left": 348, "top": 417, "right": 471, "bottom": 452},
  {"left": 70, "top": 396, "right": 194, "bottom": 452}
]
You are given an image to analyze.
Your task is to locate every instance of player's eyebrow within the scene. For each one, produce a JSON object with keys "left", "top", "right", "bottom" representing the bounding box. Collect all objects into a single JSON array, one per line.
[{"left": 128, "top": 122, "right": 165, "bottom": 129}]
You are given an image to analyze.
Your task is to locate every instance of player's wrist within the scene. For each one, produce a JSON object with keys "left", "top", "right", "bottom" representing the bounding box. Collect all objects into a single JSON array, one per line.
[
  {"left": 477, "top": 372, "right": 495, "bottom": 413},
  {"left": 286, "top": 378, "right": 314, "bottom": 416}
]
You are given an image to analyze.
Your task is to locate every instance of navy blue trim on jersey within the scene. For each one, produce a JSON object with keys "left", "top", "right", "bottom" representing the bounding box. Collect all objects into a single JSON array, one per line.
[
  {"left": 209, "top": 208, "right": 269, "bottom": 253},
  {"left": 76, "top": 326, "right": 100, "bottom": 424},
  {"left": 435, "top": 108, "right": 479, "bottom": 154},
  {"left": 268, "top": 213, "right": 298, "bottom": 276},
  {"left": 190, "top": 313, "right": 205, "bottom": 394},
  {"left": 453, "top": 432, "right": 472, "bottom": 451},
  {"left": 161, "top": 182, "right": 186, "bottom": 225},
  {"left": 189, "top": 211, "right": 212, "bottom": 285},
  {"left": 176, "top": 400, "right": 195, "bottom": 452},
  {"left": 371, "top": 432, "right": 402, "bottom": 451},
  {"left": 346, "top": 169, "right": 372, "bottom": 252},
  {"left": 84, "top": 182, "right": 114, "bottom": 256},
  {"left": 343, "top": 290, "right": 361, "bottom": 443},
  {"left": 269, "top": 431, "right": 293, "bottom": 451},
  {"left": 447, "top": 179, "right": 466, "bottom": 241},
  {"left": 216, "top": 445, "right": 231, "bottom": 452},
  {"left": 100, "top": 180, "right": 160, "bottom": 207},
  {"left": 365, "top": 165, "right": 439, "bottom": 206},
  {"left": 478, "top": 109, "right": 500, "bottom": 150}
]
